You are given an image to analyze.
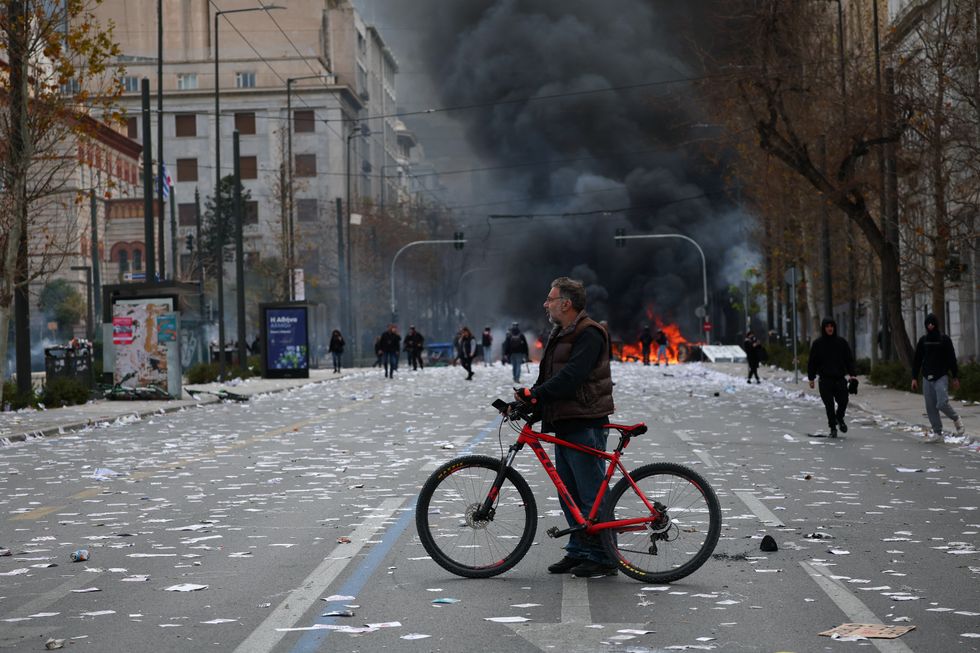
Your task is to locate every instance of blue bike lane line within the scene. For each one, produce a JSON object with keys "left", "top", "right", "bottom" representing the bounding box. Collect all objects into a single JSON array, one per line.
[{"left": 232, "top": 417, "right": 500, "bottom": 653}]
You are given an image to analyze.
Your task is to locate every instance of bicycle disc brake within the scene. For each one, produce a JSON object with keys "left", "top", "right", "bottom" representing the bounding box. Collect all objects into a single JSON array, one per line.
[
  {"left": 647, "top": 501, "right": 670, "bottom": 556},
  {"left": 464, "top": 503, "right": 494, "bottom": 529}
]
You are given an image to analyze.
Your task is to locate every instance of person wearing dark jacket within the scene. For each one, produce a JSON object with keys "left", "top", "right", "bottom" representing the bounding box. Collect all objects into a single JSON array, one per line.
[
  {"left": 457, "top": 326, "right": 477, "bottom": 380},
  {"left": 743, "top": 330, "right": 762, "bottom": 383},
  {"left": 328, "top": 329, "right": 345, "bottom": 373},
  {"left": 515, "top": 277, "right": 616, "bottom": 578},
  {"left": 911, "top": 313, "right": 964, "bottom": 442},
  {"left": 502, "top": 323, "right": 529, "bottom": 383},
  {"left": 403, "top": 326, "right": 425, "bottom": 371},
  {"left": 639, "top": 325, "right": 653, "bottom": 365},
  {"left": 807, "top": 317, "right": 857, "bottom": 437},
  {"left": 378, "top": 324, "right": 401, "bottom": 378}
]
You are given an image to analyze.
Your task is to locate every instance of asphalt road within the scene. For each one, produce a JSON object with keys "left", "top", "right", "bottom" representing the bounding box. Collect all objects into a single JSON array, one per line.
[{"left": 1, "top": 363, "right": 977, "bottom": 653}]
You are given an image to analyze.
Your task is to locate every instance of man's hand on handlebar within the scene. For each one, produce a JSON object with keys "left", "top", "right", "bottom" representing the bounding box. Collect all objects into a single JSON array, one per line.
[{"left": 514, "top": 387, "right": 538, "bottom": 406}]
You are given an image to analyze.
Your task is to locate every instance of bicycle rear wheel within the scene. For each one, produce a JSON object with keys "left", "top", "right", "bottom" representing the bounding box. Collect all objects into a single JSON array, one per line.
[
  {"left": 601, "top": 462, "right": 721, "bottom": 583},
  {"left": 416, "top": 455, "right": 537, "bottom": 578}
]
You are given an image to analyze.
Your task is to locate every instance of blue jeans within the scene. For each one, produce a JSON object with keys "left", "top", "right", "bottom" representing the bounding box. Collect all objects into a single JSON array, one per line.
[
  {"left": 510, "top": 354, "right": 525, "bottom": 382},
  {"left": 555, "top": 425, "right": 613, "bottom": 564},
  {"left": 331, "top": 351, "right": 342, "bottom": 371},
  {"left": 383, "top": 351, "right": 398, "bottom": 376}
]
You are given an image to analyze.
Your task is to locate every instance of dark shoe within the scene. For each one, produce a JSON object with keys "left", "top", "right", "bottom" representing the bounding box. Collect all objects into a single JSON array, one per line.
[
  {"left": 571, "top": 560, "right": 618, "bottom": 577},
  {"left": 837, "top": 418, "right": 847, "bottom": 433},
  {"left": 548, "top": 556, "right": 586, "bottom": 574},
  {"left": 829, "top": 427, "right": 838, "bottom": 439}
]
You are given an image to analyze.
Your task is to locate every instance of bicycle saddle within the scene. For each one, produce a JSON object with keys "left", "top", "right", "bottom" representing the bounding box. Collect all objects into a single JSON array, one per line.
[{"left": 604, "top": 422, "right": 647, "bottom": 436}]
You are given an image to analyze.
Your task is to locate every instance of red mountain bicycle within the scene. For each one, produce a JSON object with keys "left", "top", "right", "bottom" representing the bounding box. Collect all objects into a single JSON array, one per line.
[{"left": 415, "top": 399, "right": 721, "bottom": 583}]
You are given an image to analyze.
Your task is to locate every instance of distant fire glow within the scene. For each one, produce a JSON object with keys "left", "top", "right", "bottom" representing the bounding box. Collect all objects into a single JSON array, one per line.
[{"left": 614, "top": 312, "right": 700, "bottom": 364}]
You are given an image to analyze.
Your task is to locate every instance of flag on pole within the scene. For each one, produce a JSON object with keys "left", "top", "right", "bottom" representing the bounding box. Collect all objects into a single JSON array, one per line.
[{"left": 158, "top": 163, "right": 173, "bottom": 201}]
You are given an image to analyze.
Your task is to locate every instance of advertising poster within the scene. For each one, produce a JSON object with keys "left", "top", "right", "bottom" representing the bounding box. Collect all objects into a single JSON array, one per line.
[
  {"left": 112, "top": 316, "right": 134, "bottom": 345},
  {"left": 157, "top": 313, "right": 177, "bottom": 343},
  {"left": 112, "top": 299, "right": 174, "bottom": 388},
  {"left": 265, "top": 307, "right": 309, "bottom": 374}
]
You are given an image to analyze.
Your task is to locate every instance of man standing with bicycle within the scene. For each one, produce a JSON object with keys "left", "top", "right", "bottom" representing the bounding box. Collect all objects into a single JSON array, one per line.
[{"left": 515, "top": 276, "right": 617, "bottom": 577}]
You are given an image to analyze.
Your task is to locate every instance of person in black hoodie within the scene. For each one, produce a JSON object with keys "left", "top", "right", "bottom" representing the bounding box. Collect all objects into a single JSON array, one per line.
[
  {"left": 807, "top": 317, "right": 857, "bottom": 437},
  {"left": 911, "top": 313, "right": 964, "bottom": 442}
]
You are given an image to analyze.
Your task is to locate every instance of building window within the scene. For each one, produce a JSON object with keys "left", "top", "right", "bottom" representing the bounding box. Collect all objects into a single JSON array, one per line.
[
  {"left": 234, "top": 112, "right": 256, "bottom": 135},
  {"left": 122, "top": 76, "right": 140, "bottom": 93},
  {"left": 176, "top": 73, "right": 198, "bottom": 90},
  {"left": 175, "top": 113, "right": 197, "bottom": 137},
  {"left": 60, "top": 78, "right": 81, "bottom": 95},
  {"left": 244, "top": 201, "right": 259, "bottom": 224},
  {"left": 293, "top": 110, "right": 315, "bottom": 133},
  {"left": 126, "top": 117, "right": 138, "bottom": 139},
  {"left": 133, "top": 248, "right": 143, "bottom": 271},
  {"left": 246, "top": 251, "right": 260, "bottom": 266},
  {"left": 239, "top": 156, "right": 257, "bottom": 180},
  {"left": 297, "top": 198, "right": 318, "bottom": 223},
  {"left": 294, "top": 154, "right": 316, "bottom": 177},
  {"left": 118, "top": 250, "right": 129, "bottom": 273},
  {"left": 176, "top": 158, "right": 198, "bottom": 182},
  {"left": 180, "top": 254, "right": 194, "bottom": 275},
  {"left": 178, "top": 203, "right": 197, "bottom": 226},
  {"left": 235, "top": 71, "right": 256, "bottom": 88}
]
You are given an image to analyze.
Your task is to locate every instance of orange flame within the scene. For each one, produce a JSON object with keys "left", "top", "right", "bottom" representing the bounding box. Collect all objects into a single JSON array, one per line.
[{"left": 613, "top": 315, "right": 697, "bottom": 364}]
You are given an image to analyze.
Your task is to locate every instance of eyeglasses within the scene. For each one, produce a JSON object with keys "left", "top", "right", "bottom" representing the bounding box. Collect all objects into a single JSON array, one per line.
[{"left": 544, "top": 295, "right": 566, "bottom": 304}]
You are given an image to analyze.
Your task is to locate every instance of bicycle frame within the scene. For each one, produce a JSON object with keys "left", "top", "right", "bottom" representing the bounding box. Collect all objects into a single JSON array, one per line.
[{"left": 482, "top": 419, "right": 661, "bottom": 538}]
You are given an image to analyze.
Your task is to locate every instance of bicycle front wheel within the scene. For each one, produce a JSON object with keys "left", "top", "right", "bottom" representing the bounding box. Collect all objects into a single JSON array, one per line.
[
  {"left": 601, "top": 462, "right": 721, "bottom": 583},
  {"left": 416, "top": 455, "right": 537, "bottom": 578}
]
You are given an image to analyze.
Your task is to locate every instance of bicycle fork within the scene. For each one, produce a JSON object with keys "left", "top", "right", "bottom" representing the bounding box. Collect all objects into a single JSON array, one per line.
[{"left": 473, "top": 443, "right": 524, "bottom": 522}]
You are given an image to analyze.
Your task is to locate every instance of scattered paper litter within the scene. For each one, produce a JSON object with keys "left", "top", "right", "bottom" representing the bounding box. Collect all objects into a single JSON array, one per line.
[
  {"left": 80, "top": 610, "right": 115, "bottom": 617},
  {"left": 431, "top": 598, "right": 460, "bottom": 604},
  {"left": 484, "top": 616, "right": 530, "bottom": 623},
  {"left": 819, "top": 623, "right": 915, "bottom": 639},
  {"left": 163, "top": 583, "right": 208, "bottom": 592},
  {"left": 401, "top": 633, "right": 431, "bottom": 640},
  {"left": 71, "top": 587, "right": 101, "bottom": 593},
  {"left": 322, "top": 594, "right": 355, "bottom": 602}
]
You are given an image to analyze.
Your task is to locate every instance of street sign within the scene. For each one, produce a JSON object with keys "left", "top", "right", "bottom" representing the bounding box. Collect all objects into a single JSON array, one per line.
[
  {"left": 123, "top": 272, "right": 146, "bottom": 282},
  {"left": 704, "top": 322, "right": 712, "bottom": 331},
  {"left": 695, "top": 306, "right": 706, "bottom": 318}
]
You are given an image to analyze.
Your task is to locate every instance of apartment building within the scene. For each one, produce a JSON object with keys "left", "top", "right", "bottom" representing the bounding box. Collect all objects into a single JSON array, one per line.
[{"left": 91, "top": 0, "right": 413, "bottom": 305}]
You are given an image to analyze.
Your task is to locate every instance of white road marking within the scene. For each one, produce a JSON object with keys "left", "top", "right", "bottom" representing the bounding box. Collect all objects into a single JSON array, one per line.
[
  {"left": 0, "top": 571, "right": 104, "bottom": 621},
  {"left": 560, "top": 575, "right": 592, "bottom": 623},
  {"left": 732, "top": 491, "right": 784, "bottom": 527},
  {"left": 233, "top": 497, "right": 406, "bottom": 653},
  {"left": 801, "top": 562, "right": 915, "bottom": 653},
  {"left": 674, "top": 429, "right": 692, "bottom": 442},
  {"left": 691, "top": 449, "right": 718, "bottom": 468}
]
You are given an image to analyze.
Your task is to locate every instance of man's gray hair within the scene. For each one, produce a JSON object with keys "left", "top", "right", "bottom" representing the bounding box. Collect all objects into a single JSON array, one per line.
[{"left": 551, "top": 277, "right": 586, "bottom": 311}]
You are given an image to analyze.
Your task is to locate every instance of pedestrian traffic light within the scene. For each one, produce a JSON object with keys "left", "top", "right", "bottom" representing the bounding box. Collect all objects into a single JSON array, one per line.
[
  {"left": 186, "top": 234, "right": 194, "bottom": 252},
  {"left": 454, "top": 232, "right": 464, "bottom": 249},
  {"left": 615, "top": 228, "right": 626, "bottom": 247}
]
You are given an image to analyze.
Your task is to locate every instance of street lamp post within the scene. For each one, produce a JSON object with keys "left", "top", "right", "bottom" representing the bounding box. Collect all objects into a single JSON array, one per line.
[
  {"left": 70, "top": 265, "right": 93, "bottom": 341},
  {"left": 613, "top": 233, "right": 711, "bottom": 345},
  {"left": 390, "top": 238, "right": 466, "bottom": 323},
  {"left": 345, "top": 121, "right": 369, "bottom": 358},
  {"left": 286, "top": 74, "right": 328, "bottom": 300},
  {"left": 213, "top": 4, "right": 283, "bottom": 379}
]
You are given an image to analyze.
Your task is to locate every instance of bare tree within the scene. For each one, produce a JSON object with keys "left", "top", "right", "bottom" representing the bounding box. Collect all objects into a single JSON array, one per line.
[{"left": 1, "top": 0, "right": 123, "bottom": 402}]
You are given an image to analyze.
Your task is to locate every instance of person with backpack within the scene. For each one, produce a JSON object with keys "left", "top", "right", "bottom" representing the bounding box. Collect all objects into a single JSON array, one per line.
[
  {"left": 743, "top": 329, "right": 763, "bottom": 383},
  {"left": 654, "top": 329, "right": 669, "bottom": 366},
  {"left": 503, "top": 322, "right": 530, "bottom": 383}
]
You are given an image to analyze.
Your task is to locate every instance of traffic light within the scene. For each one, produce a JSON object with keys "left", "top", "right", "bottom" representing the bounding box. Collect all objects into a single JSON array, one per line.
[
  {"left": 186, "top": 234, "right": 194, "bottom": 252},
  {"left": 454, "top": 232, "right": 464, "bottom": 250},
  {"left": 615, "top": 228, "right": 626, "bottom": 247}
]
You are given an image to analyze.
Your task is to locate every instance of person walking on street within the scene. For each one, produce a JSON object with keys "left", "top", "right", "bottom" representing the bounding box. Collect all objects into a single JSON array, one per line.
[
  {"left": 807, "top": 317, "right": 858, "bottom": 438},
  {"left": 481, "top": 327, "right": 494, "bottom": 366},
  {"left": 514, "top": 276, "right": 617, "bottom": 577},
  {"left": 639, "top": 325, "right": 653, "bottom": 365},
  {"left": 654, "top": 329, "right": 669, "bottom": 366},
  {"left": 743, "top": 329, "right": 762, "bottom": 383},
  {"left": 457, "top": 326, "right": 477, "bottom": 380},
  {"left": 373, "top": 335, "right": 383, "bottom": 368},
  {"left": 328, "top": 329, "right": 345, "bottom": 373},
  {"left": 379, "top": 324, "right": 401, "bottom": 379},
  {"left": 503, "top": 322, "right": 529, "bottom": 383},
  {"left": 404, "top": 325, "right": 425, "bottom": 371},
  {"left": 911, "top": 313, "right": 965, "bottom": 443}
]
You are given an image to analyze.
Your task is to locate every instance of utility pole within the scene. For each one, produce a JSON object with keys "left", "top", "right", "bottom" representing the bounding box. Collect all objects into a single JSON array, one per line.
[
  {"left": 90, "top": 190, "right": 102, "bottom": 334},
  {"left": 141, "top": 78, "right": 156, "bottom": 282},
  {"left": 10, "top": 0, "right": 31, "bottom": 394},
  {"left": 157, "top": 0, "right": 165, "bottom": 278},
  {"left": 872, "top": 0, "right": 889, "bottom": 362},
  {"left": 233, "top": 131, "right": 247, "bottom": 375}
]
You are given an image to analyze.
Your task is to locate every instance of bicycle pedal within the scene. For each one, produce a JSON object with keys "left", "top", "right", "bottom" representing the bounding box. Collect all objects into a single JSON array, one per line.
[{"left": 546, "top": 527, "right": 561, "bottom": 538}]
